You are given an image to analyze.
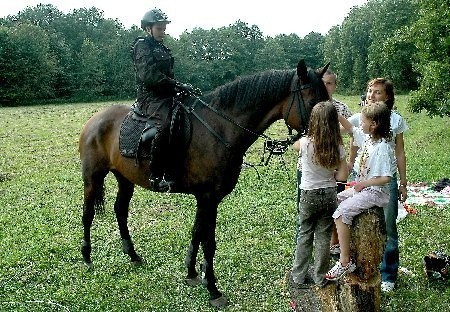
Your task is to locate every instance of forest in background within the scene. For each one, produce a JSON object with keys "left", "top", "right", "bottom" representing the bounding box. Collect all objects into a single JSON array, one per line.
[{"left": 0, "top": 0, "right": 448, "bottom": 116}]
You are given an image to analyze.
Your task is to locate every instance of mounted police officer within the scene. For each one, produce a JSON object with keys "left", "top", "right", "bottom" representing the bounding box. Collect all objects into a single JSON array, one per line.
[{"left": 132, "top": 8, "right": 199, "bottom": 192}]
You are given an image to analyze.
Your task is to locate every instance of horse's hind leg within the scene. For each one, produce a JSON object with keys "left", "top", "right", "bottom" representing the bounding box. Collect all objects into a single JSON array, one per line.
[
  {"left": 81, "top": 172, "right": 106, "bottom": 267},
  {"left": 81, "top": 186, "right": 95, "bottom": 267},
  {"left": 113, "top": 171, "right": 142, "bottom": 264}
]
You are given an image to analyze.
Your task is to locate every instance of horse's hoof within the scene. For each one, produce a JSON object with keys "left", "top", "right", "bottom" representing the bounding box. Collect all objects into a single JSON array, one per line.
[
  {"left": 185, "top": 275, "right": 202, "bottom": 287},
  {"left": 131, "top": 259, "right": 143, "bottom": 267},
  {"left": 84, "top": 262, "right": 93, "bottom": 270},
  {"left": 209, "top": 295, "right": 228, "bottom": 308}
]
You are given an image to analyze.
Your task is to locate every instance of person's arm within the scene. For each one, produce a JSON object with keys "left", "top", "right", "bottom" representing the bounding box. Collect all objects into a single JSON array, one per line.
[
  {"left": 292, "top": 139, "right": 300, "bottom": 152},
  {"left": 338, "top": 114, "right": 353, "bottom": 133},
  {"left": 348, "top": 138, "right": 359, "bottom": 171},
  {"left": 395, "top": 133, "right": 408, "bottom": 202},
  {"left": 335, "top": 157, "right": 349, "bottom": 182},
  {"left": 354, "top": 176, "right": 391, "bottom": 192},
  {"left": 346, "top": 114, "right": 359, "bottom": 171}
]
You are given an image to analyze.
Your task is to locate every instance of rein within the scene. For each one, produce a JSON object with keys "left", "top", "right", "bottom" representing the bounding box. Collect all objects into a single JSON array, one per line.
[
  {"left": 180, "top": 76, "right": 314, "bottom": 150},
  {"left": 179, "top": 94, "right": 270, "bottom": 150},
  {"left": 177, "top": 84, "right": 313, "bottom": 179},
  {"left": 176, "top": 75, "right": 316, "bottom": 175}
]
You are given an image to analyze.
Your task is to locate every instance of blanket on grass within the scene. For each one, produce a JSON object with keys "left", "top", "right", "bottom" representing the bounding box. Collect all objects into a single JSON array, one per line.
[{"left": 397, "top": 178, "right": 450, "bottom": 223}]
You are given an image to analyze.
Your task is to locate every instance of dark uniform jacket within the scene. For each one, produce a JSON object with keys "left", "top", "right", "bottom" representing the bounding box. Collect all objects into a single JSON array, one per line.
[{"left": 132, "top": 36, "right": 176, "bottom": 116}]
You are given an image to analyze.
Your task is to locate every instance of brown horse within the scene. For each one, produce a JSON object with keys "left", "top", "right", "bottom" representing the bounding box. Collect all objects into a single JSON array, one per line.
[{"left": 79, "top": 59, "right": 329, "bottom": 307}]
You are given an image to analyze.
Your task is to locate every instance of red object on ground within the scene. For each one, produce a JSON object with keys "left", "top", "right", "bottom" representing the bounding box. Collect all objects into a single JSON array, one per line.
[{"left": 403, "top": 203, "right": 417, "bottom": 214}]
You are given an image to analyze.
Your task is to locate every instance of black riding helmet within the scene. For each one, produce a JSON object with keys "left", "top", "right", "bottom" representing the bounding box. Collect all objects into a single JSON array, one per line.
[{"left": 141, "top": 8, "right": 171, "bottom": 30}]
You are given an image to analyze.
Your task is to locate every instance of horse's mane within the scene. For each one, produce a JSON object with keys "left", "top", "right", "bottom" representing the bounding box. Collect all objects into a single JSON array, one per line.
[{"left": 203, "top": 69, "right": 296, "bottom": 111}]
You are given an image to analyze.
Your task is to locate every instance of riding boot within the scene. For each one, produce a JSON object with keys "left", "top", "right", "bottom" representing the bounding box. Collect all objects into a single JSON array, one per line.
[{"left": 149, "top": 135, "right": 175, "bottom": 192}]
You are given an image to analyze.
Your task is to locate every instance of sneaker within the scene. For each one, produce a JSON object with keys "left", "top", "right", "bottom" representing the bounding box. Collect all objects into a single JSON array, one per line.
[
  {"left": 315, "top": 279, "right": 329, "bottom": 288},
  {"left": 381, "top": 281, "right": 395, "bottom": 292},
  {"left": 325, "top": 260, "right": 356, "bottom": 281},
  {"left": 285, "top": 269, "right": 312, "bottom": 293},
  {"left": 330, "top": 244, "right": 341, "bottom": 255}
]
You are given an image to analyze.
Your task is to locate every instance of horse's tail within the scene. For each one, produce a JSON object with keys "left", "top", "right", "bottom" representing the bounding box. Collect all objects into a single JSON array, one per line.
[
  {"left": 93, "top": 181, "right": 105, "bottom": 214},
  {"left": 81, "top": 174, "right": 106, "bottom": 215}
]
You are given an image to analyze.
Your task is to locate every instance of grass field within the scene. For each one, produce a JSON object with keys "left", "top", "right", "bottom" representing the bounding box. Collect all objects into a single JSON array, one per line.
[{"left": 0, "top": 96, "right": 449, "bottom": 311}]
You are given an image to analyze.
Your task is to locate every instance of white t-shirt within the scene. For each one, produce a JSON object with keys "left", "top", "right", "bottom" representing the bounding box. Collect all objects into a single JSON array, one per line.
[
  {"left": 352, "top": 127, "right": 395, "bottom": 193},
  {"left": 349, "top": 111, "right": 408, "bottom": 175},
  {"left": 299, "top": 136, "right": 346, "bottom": 190}
]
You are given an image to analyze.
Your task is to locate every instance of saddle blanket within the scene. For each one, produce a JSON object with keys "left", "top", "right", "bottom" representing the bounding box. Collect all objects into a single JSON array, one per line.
[{"left": 119, "top": 111, "right": 151, "bottom": 158}]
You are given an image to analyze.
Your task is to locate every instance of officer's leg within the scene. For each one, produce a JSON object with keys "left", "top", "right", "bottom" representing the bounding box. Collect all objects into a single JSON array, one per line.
[{"left": 149, "top": 130, "right": 175, "bottom": 192}]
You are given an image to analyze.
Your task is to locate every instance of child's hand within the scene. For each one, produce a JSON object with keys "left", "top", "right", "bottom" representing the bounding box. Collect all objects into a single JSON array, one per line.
[{"left": 353, "top": 182, "right": 365, "bottom": 192}]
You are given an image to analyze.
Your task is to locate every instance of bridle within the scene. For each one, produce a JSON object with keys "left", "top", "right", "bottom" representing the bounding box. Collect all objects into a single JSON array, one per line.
[{"left": 283, "top": 72, "right": 319, "bottom": 137}]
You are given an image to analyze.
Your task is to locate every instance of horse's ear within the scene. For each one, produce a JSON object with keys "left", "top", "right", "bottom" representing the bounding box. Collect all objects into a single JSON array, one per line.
[
  {"left": 319, "top": 62, "right": 331, "bottom": 78},
  {"left": 297, "top": 59, "right": 308, "bottom": 82}
]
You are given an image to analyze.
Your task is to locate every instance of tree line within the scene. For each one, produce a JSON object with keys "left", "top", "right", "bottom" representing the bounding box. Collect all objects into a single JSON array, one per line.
[{"left": 0, "top": 0, "right": 448, "bottom": 116}]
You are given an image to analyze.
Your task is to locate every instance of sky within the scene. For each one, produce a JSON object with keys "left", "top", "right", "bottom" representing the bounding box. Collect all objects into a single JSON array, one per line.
[{"left": 1, "top": 0, "right": 368, "bottom": 38}]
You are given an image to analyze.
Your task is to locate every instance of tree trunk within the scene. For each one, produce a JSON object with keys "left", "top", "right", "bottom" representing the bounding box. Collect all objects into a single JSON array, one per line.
[{"left": 319, "top": 207, "right": 386, "bottom": 312}]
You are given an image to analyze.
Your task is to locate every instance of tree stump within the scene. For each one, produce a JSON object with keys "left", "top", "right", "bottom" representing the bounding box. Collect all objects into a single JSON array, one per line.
[
  {"left": 289, "top": 207, "right": 386, "bottom": 312},
  {"left": 319, "top": 207, "right": 386, "bottom": 312}
]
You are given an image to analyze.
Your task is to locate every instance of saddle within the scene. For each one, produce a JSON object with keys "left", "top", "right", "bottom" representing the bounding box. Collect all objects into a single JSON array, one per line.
[{"left": 119, "top": 100, "right": 191, "bottom": 160}]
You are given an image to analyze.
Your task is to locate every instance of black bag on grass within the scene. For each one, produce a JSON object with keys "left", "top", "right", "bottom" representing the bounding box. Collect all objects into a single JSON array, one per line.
[{"left": 423, "top": 250, "right": 449, "bottom": 281}]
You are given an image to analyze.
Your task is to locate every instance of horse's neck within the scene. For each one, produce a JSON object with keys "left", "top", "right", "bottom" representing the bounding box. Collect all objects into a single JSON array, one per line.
[{"left": 235, "top": 102, "right": 281, "bottom": 134}]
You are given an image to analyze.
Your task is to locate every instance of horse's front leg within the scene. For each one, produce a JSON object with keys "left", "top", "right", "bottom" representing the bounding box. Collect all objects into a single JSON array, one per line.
[
  {"left": 113, "top": 172, "right": 142, "bottom": 264},
  {"left": 188, "top": 194, "right": 228, "bottom": 308},
  {"left": 184, "top": 240, "right": 201, "bottom": 286}
]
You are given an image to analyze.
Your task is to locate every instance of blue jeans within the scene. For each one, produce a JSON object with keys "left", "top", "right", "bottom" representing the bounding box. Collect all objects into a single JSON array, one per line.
[{"left": 380, "top": 174, "right": 399, "bottom": 283}]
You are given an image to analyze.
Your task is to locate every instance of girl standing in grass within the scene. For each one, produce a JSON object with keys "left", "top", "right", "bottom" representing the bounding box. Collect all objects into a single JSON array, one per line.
[
  {"left": 289, "top": 101, "right": 348, "bottom": 288},
  {"left": 326, "top": 101, "right": 394, "bottom": 280}
]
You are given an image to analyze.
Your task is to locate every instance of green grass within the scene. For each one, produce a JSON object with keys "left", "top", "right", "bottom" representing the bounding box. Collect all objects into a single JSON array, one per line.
[{"left": 0, "top": 96, "right": 449, "bottom": 311}]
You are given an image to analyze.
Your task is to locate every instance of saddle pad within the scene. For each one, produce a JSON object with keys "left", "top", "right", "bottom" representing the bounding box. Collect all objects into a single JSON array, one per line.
[{"left": 119, "top": 112, "right": 151, "bottom": 158}]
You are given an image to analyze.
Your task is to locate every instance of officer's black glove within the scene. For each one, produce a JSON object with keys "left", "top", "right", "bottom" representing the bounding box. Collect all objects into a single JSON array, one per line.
[{"left": 191, "top": 86, "right": 202, "bottom": 96}]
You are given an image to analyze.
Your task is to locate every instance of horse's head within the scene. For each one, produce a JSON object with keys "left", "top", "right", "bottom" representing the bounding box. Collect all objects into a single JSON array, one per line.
[{"left": 283, "top": 59, "right": 330, "bottom": 133}]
